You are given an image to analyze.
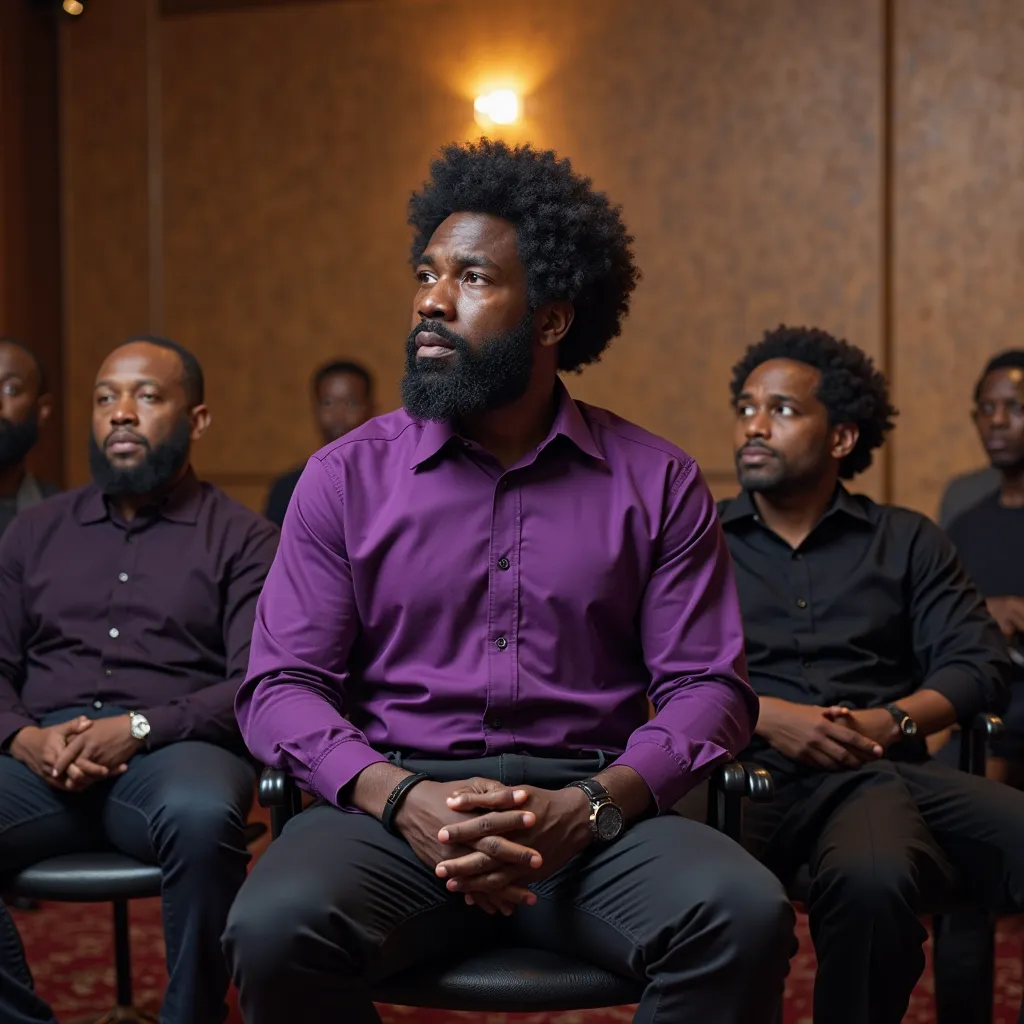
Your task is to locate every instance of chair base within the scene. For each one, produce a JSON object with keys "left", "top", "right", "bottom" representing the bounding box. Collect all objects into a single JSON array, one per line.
[{"left": 70, "top": 1006, "right": 158, "bottom": 1024}]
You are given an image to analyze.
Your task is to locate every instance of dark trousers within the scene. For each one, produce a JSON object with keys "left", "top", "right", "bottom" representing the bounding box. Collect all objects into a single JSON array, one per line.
[
  {"left": 0, "top": 722, "right": 255, "bottom": 1024},
  {"left": 0, "top": 897, "right": 54, "bottom": 1024},
  {"left": 223, "top": 753, "right": 794, "bottom": 1024},
  {"left": 743, "top": 756, "right": 1024, "bottom": 1024}
]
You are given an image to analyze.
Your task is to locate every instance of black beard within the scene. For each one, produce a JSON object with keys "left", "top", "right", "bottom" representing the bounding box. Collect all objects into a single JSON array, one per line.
[
  {"left": 89, "top": 417, "right": 192, "bottom": 496},
  {"left": 400, "top": 313, "right": 535, "bottom": 422},
  {"left": 0, "top": 413, "right": 39, "bottom": 467}
]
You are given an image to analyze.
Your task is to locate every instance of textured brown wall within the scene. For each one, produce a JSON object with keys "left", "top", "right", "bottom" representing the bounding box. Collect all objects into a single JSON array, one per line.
[{"left": 892, "top": 0, "right": 1024, "bottom": 514}]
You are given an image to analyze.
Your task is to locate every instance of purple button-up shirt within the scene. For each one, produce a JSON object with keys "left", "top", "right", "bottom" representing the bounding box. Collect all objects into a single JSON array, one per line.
[{"left": 238, "top": 383, "right": 756, "bottom": 811}]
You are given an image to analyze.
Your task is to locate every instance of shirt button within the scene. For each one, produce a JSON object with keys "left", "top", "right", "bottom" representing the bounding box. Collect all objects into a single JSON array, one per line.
[
  {"left": 108, "top": 627, "right": 120, "bottom": 638},
  {"left": 495, "top": 636, "right": 508, "bottom": 650},
  {"left": 489, "top": 717, "right": 503, "bottom": 729},
  {"left": 802, "top": 661, "right": 812, "bottom": 669},
  {"left": 796, "top": 599, "right": 808, "bottom": 609},
  {"left": 498, "top": 557, "right": 510, "bottom": 571},
  {"left": 93, "top": 700, "right": 103, "bottom": 709},
  {"left": 104, "top": 669, "right": 113, "bottom": 677},
  {"left": 118, "top": 572, "right": 129, "bottom": 583}
]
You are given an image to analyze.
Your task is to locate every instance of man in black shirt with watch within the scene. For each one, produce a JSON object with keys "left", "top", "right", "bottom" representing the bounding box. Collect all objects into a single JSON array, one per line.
[{"left": 720, "top": 326, "right": 1024, "bottom": 1024}]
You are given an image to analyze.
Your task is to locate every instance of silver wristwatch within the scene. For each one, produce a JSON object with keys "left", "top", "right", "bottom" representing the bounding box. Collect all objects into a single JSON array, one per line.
[{"left": 128, "top": 710, "right": 151, "bottom": 742}]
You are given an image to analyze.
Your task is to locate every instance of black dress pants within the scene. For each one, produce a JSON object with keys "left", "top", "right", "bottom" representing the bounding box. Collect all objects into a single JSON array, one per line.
[
  {"left": 223, "top": 753, "right": 794, "bottom": 1024},
  {"left": 0, "top": 897, "right": 55, "bottom": 1024},
  {"left": 743, "top": 756, "right": 1024, "bottom": 1024},
  {"left": 0, "top": 714, "right": 255, "bottom": 1024}
]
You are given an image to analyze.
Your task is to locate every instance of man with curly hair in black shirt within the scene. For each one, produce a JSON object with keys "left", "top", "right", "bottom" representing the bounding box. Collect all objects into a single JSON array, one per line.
[
  {"left": 719, "top": 326, "right": 1024, "bottom": 1024},
  {"left": 223, "top": 140, "right": 794, "bottom": 1024}
]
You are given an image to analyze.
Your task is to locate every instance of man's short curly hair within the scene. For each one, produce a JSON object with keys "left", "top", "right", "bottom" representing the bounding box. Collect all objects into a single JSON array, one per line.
[
  {"left": 729, "top": 325, "right": 898, "bottom": 479},
  {"left": 408, "top": 139, "right": 639, "bottom": 373}
]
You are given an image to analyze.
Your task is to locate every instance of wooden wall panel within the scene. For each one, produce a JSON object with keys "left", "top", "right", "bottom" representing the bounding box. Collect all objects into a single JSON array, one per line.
[
  {"left": 60, "top": 0, "right": 152, "bottom": 487},
  {"left": 157, "top": 0, "right": 884, "bottom": 506},
  {"left": 0, "top": 1, "right": 63, "bottom": 484},
  {"left": 892, "top": 0, "right": 1024, "bottom": 514}
]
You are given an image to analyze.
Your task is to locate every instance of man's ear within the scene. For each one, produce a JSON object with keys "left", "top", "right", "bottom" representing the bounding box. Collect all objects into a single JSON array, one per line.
[
  {"left": 36, "top": 393, "right": 54, "bottom": 427},
  {"left": 189, "top": 404, "right": 211, "bottom": 442},
  {"left": 536, "top": 301, "right": 575, "bottom": 350},
  {"left": 831, "top": 423, "right": 859, "bottom": 463}
]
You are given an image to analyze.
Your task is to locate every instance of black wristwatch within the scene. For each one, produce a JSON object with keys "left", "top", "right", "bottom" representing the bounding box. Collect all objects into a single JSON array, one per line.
[
  {"left": 883, "top": 703, "right": 918, "bottom": 739},
  {"left": 565, "top": 778, "right": 625, "bottom": 843}
]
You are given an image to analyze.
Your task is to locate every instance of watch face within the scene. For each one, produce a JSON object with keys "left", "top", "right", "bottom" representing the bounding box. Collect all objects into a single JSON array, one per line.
[
  {"left": 131, "top": 716, "right": 151, "bottom": 740},
  {"left": 594, "top": 802, "right": 624, "bottom": 841},
  {"left": 902, "top": 717, "right": 918, "bottom": 737}
]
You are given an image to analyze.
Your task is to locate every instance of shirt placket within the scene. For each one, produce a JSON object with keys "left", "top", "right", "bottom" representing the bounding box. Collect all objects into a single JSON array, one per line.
[
  {"left": 789, "top": 550, "right": 820, "bottom": 699},
  {"left": 97, "top": 525, "right": 142, "bottom": 707},
  {"left": 483, "top": 475, "right": 521, "bottom": 751}
]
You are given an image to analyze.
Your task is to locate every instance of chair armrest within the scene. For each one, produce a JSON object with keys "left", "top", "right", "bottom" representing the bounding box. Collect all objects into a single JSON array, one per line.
[
  {"left": 259, "top": 767, "right": 302, "bottom": 839},
  {"left": 706, "top": 761, "right": 773, "bottom": 842},
  {"left": 958, "top": 713, "right": 1004, "bottom": 776}
]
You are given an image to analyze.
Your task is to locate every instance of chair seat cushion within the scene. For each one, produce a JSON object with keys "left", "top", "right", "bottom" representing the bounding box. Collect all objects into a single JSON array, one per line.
[
  {"left": 2, "top": 853, "right": 163, "bottom": 902},
  {"left": 371, "top": 947, "right": 644, "bottom": 1011}
]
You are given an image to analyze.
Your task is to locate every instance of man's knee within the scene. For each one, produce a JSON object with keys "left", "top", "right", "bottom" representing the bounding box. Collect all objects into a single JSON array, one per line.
[
  {"left": 222, "top": 869, "right": 354, "bottom": 984},
  {"left": 151, "top": 788, "right": 247, "bottom": 864},
  {"left": 705, "top": 860, "right": 795, "bottom": 955},
  {"left": 810, "top": 850, "right": 919, "bottom": 913}
]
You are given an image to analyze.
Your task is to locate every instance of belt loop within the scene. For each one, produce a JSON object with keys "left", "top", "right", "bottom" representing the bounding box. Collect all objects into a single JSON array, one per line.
[
  {"left": 387, "top": 751, "right": 405, "bottom": 768},
  {"left": 594, "top": 750, "right": 607, "bottom": 771}
]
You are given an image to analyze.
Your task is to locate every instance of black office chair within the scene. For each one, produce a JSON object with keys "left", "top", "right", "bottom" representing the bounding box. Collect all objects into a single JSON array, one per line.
[
  {"left": 258, "top": 760, "right": 772, "bottom": 1013},
  {"left": 1, "top": 820, "right": 267, "bottom": 1024},
  {"left": 782, "top": 712, "right": 1004, "bottom": 1023}
]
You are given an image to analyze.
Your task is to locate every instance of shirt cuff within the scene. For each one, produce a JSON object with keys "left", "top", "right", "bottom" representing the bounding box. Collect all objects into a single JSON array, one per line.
[
  {"left": 613, "top": 741, "right": 697, "bottom": 812},
  {"left": 309, "top": 739, "right": 389, "bottom": 806},
  {"left": 0, "top": 712, "right": 38, "bottom": 752},
  {"left": 923, "top": 667, "right": 1004, "bottom": 721},
  {"left": 138, "top": 704, "right": 184, "bottom": 748}
]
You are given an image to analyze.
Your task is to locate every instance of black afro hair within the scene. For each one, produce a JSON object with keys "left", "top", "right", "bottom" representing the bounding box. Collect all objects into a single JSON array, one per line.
[{"left": 408, "top": 139, "right": 639, "bottom": 373}]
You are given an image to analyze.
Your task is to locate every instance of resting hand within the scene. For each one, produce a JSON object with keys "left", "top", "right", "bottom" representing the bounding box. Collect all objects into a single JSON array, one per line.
[
  {"left": 437, "top": 782, "right": 591, "bottom": 896},
  {"left": 395, "top": 779, "right": 541, "bottom": 916},
  {"left": 51, "top": 715, "right": 140, "bottom": 790}
]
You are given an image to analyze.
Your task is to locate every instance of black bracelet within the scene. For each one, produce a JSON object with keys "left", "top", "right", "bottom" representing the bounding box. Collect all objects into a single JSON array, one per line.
[{"left": 381, "top": 772, "right": 430, "bottom": 836}]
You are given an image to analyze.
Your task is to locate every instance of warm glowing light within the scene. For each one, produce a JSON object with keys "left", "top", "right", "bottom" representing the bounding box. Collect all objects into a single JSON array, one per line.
[
  {"left": 63, "top": 0, "right": 84, "bottom": 13},
  {"left": 474, "top": 90, "right": 520, "bottom": 127}
]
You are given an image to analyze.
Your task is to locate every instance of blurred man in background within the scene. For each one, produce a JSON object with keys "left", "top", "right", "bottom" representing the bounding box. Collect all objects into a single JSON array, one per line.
[
  {"left": 264, "top": 359, "right": 374, "bottom": 527},
  {"left": 0, "top": 338, "right": 56, "bottom": 538}
]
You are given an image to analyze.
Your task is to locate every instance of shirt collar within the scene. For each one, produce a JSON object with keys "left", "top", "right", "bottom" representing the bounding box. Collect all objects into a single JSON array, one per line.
[
  {"left": 719, "top": 484, "right": 875, "bottom": 528},
  {"left": 74, "top": 468, "right": 203, "bottom": 526},
  {"left": 409, "top": 380, "right": 605, "bottom": 470}
]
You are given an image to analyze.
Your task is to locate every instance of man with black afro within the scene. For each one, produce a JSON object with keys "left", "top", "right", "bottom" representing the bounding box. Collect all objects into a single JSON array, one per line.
[
  {"left": 719, "top": 325, "right": 1024, "bottom": 1024},
  {"left": 225, "top": 139, "right": 794, "bottom": 1023}
]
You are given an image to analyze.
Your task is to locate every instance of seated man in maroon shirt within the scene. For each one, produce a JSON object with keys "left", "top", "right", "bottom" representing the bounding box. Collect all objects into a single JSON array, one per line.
[
  {"left": 0, "top": 336, "right": 279, "bottom": 1024},
  {"left": 223, "top": 141, "right": 794, "bottom": 1024}
]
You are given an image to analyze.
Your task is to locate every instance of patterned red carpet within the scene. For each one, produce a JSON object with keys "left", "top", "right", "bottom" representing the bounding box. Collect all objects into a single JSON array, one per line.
[{"left": 11, "top": 896, "right": 1023, "bottom": 1024}]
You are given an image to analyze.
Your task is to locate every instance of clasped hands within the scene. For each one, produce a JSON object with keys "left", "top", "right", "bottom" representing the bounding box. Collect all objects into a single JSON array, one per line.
[
  {"left": 393, "top": 777, "right": 592, "bottom": 916},
  {"left": 8, "top": 715, "right": 142, "bottom": 792},
  {"left": 761, "top": 700, "right": 901, "bottom": 770}
]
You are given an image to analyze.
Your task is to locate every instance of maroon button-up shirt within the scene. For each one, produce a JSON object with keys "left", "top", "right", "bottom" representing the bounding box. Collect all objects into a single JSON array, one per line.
[{"left": 0, "top": 471, "right": 279, "bottom": 749}]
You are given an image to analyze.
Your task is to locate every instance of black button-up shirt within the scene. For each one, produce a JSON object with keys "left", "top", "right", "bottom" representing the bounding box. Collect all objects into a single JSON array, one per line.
[
  {"left": 718, "top": 488, "right": 1009, "bottom": 766},
  {"left": 0, "top": 471, "right": 279, "bottom": 749}
]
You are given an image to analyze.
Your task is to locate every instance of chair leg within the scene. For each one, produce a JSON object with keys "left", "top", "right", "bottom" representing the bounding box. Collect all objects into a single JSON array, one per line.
[{"left": 79, "top": 901, "right": 158, "bottom": 1024}]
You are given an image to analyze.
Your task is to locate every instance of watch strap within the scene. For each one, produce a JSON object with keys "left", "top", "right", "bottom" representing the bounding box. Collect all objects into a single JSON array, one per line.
[
  {"left": 566, "top": 778, "right": 610, "bottom": 803},
  {"left": 381, "top": 772, "right": 430, "bottom": 837}
]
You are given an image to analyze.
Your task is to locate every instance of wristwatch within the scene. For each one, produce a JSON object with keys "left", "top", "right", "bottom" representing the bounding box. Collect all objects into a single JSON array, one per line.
[
  {"left": 883, "top": 703, "right": 918, "bottom": 739},
  {"left": 128, "top": 711, "right": 151, "bottom": 743},
  {"left": 566, "top": 778, "right": 625, "bottom": 843}
]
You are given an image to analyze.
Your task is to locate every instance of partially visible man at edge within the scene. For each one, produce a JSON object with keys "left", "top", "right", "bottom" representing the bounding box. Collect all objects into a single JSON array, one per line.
[
  {"left": 0, "top": 335, "right": 279, "bottom": 1024},
  {"left": 0, "top": 337, "right": 57, "bottom": 537},
  {"left": 223, "top": 139, "right": 794, "bottom": 1024},
  {"left": 263, "top": 359, "right": 374, "bottom": 527},
  {"left": 719, "top": 326, "right": 1022, "bottom": 1024}
]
